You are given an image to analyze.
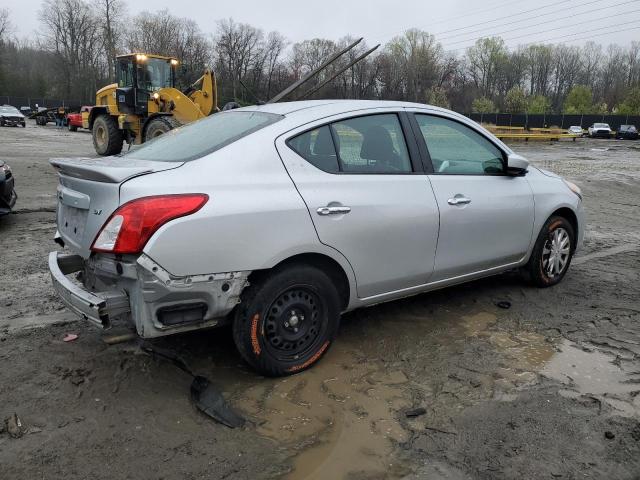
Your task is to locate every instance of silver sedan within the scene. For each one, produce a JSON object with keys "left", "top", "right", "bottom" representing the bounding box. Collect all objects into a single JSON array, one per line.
[{"left": 49, "top": 100, "right": 584, "bottom": 376}]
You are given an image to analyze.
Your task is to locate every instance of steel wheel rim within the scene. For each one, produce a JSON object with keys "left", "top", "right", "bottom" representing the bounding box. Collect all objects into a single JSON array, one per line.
[
  {"left": 263, "top": 286, "right": 325, "bottom": 362},
  {"left": 542, "top": 227, "right": 571, "bottom": 278}
]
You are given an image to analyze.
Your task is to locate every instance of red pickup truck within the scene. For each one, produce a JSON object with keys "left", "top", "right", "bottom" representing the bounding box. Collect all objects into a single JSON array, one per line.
[{"left": 65, "top": 106, "right": 92, "bottom": 132}]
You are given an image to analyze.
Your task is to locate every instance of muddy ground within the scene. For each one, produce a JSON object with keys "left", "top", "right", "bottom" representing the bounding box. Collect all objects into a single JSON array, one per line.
[{"left": 1, "top": 123, "right": 639, "bottom": 479}]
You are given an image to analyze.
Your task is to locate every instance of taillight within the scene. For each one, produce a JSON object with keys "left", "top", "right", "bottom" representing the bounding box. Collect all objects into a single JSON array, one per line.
[{"left": 91, "top": 194, "right": 208, "bottom": 254}]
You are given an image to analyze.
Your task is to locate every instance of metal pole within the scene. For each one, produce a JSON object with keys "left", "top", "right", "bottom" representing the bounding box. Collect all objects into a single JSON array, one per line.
[
  {"left": 267, "top": 38, "right": 363, "bottom": 103},
  {"left": 299, "top": 44, "right": 380, "bottom": 100}
]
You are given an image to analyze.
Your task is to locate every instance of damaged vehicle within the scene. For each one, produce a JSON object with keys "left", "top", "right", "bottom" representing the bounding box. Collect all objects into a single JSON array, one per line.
[
  {"left": 0, "top": 105, "right": 26, "bottom": 128},
  {"left": 49, "top": 100, "right": 584, "bottom": 376},
  {"left": 0, "top": 160, "right": 17, "bottom": 216}
]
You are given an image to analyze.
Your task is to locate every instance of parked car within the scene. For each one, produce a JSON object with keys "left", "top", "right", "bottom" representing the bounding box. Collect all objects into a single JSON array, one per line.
[
  {"left": 20, "top": 106, "right": 33, "bottom": 116},
  {"left": 0, "top": 160, "right": 17, "bottom": 216},
  {"left": 49, "top": 100, "right": 585, "bottom": 376},
  {"left": 0, "top": 105, "right": 26, "bottom": 127},
  {"left": 65, "top": 106, "right": 92, "bottom": 132},
  {"left": 568, "top": 126, "right": 584, "bottom": 136},
  {"left": 588, "top": 123, "right": 612, "bottom": 138},
  {"left": 616, "top": 124, "right": 638, "bottom": 140}
]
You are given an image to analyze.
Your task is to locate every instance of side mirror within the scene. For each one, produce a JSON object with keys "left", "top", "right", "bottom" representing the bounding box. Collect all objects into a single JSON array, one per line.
[{"left": 506, "top": 153, "right": 529, "bottom": 176}]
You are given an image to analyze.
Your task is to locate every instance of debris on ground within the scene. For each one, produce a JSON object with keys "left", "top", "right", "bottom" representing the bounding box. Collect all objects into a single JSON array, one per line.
[
  {"left": 5, "top": 413, "right": 25, "bottom": 438},
  {"left": 496, "top": 301, "right": 512, "bottom": 309},
  {"left": 140, "top": 342, "right": 245, "bottom": 428},
  {"left": 405, "top": 407, "right": 427, "bottom": 418},
  {"left": 63, "top": 333, "right": 78, "bottom": 342},
  {"left": 101, "top": 331, "right": 137, "bottom": 345},
  {"left": 191, "top": 375, "right": 245, "bottom": 428},
  {"left": 605, "top": 431, "right": 615, "bottom": 439}
]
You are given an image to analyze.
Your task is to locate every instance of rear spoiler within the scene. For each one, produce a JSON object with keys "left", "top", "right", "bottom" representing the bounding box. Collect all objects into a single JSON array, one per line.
[{"left": 49, "top": 157, "right": 183, "bottom": 183}]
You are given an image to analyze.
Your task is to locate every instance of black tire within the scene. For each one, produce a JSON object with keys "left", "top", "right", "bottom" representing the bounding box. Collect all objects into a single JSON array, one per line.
[
  {"left": 21, "top": 122, "right": 26, "bottom": 128},
  {"left": 92, "top": 114, "right": 123, "bottom": 156},
  {"left": 68, "top": 123, "right": 77, "bottom": 132},
  {"left": 525, "top": 215, "right": 575, "bottom": 287},
  {"left": 0, "top": 118, "right": 4, "bottom": 127},
  {"left": 233, "top": 264, "right": 341, "bottom": 377},
  {"left": 143, "top": 116, "right": 180, "bottom": 142}
]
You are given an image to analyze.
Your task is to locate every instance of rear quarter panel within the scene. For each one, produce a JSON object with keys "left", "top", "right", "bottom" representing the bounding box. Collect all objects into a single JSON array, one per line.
[{"left": 121, "top": 127, "right": 356, "bottom": 288}]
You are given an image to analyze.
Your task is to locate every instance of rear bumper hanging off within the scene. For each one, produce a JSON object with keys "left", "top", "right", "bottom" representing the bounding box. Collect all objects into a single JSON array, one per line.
[{"left": 48, "top": 252, "right": 131, "bottom": 328}]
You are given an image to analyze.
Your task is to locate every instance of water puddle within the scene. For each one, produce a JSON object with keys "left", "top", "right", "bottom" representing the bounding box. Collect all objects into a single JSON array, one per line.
[
  {"left": 542, "top": 340, "right": 640, "bottom": 416},
  {"left": 227, "top": 308, "right": 639, "bottom": 478},
  {"left": 234, "top": 345, "right": 411, "bottom": 479}
]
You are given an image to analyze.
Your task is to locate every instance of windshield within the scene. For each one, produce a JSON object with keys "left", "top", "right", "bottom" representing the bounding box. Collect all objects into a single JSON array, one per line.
[
  {"left": 0, "top": 106, "right": 20, "bottom": 115},
  {"left": 594, "top": 123, "right": 609, "bottom": 128},
  {"left": 127, "top": 111, "right": 283, "bottom": 162},
  {"left": 137, "top": 58, "right": 173, "bottom": 92}
]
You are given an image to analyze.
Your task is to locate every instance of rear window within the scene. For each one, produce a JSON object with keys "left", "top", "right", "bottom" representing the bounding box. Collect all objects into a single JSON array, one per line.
[{"left": 126, "top": 111, "right": 282, "bottom": 162}]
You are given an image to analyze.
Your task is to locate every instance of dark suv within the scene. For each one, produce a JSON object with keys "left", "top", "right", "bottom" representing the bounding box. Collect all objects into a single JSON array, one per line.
[{"left": 616, "top": 125, "right": 638, "bottom": 140}]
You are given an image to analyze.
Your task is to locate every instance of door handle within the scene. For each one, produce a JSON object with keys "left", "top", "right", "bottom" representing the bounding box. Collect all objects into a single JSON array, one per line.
[
  {"left": 317, "top": 206, "right": 351, "bottom": 216},
  {"left": 448, "top": 196, "right": 471, "bottom": 206}
]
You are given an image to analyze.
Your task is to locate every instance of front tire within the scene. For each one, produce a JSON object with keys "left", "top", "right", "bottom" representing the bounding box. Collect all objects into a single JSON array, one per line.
[
  {"left": 92, "top": 114, "right": 123, "bottom": 156},
  {"left": 233, "top": 265, "right": 341, "bottom": 377},
  {"left": 68, "top": 123, "right": 77, "bottom": 132},
  {"left": 525, "top": 216, "right": 575, "bottom": 287}
]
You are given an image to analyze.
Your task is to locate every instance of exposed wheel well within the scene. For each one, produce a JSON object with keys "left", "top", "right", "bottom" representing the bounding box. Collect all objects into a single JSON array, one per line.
[
  {"left": 550, "top": 207, "right": 578, "bottom": 248},
  {"left": 250, "top": 253, "right": 351, "bottom": 311}
]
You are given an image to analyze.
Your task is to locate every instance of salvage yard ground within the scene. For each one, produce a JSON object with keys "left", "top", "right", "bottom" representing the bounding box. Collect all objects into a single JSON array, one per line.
[{"left": 1, "top": 123, "right": 639, "bottom": 479}]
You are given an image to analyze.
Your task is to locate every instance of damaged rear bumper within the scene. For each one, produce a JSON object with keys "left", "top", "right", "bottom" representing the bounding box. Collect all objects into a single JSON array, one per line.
[
  {"left": 48, "top": 252, "right": 130, "bottom": 328},
  {"left": 48, "top": 250, "right": 250, "bottom": 337}
]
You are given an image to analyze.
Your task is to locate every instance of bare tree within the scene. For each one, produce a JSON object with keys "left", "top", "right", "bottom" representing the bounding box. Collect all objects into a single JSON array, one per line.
[
  {"left": 0, "top": 8, "right": 13, "bottom": 41},
  {"left": 214, "top": 18, "right": 263, "bottom": 100},
  {"left": 39, "top": 0, "right": 105, "bottom": 99},
  {"left": 93, "top": 0, "right": 125, "bottom": 82}
]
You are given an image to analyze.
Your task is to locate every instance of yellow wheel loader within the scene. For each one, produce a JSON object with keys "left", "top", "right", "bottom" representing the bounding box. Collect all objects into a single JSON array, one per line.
[
  {"left": 90, "top": 40, "right": 380, "bottom": 156},
  {"left": 89, "top": 53, "right": 218, "bottom": 156}
]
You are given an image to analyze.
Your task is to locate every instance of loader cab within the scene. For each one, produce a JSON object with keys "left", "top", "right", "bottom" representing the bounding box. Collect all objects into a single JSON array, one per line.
[{"left": 115, "top": 54, "right": 178, "bottom": 115}]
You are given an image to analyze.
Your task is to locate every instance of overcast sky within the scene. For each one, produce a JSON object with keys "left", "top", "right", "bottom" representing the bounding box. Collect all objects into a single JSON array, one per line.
[{"left": 3, "top": 0, "right": 639, "bottom": 52}]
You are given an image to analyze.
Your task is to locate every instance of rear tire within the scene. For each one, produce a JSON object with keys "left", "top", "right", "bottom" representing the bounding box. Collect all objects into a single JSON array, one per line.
[
  {"left": 143, "top": 116, "right": 180, "bottom": 142},
  {"left": 68, "top": 123, "right": 77, "bottom": 132},
  {"left": 92, "top": 114, "right": 123, "bottom": 156},
  {"left": 233, "top": 265, "right": 341, "bottom": 377},
  {"left": 525, "top": 215, "right": 575, "bottom": 287}
]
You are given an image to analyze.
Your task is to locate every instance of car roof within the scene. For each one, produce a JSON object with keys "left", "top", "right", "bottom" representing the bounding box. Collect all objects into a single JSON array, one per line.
[
  {"left": 235, "top": 99, "right": 451, "bottom": 117},
  {"left": 234, "top": 99, "right": 474, "bottom": 132}
]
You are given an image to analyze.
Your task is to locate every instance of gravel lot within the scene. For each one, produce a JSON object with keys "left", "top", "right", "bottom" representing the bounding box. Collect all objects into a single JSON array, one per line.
[{"left": 1, "top": 123, "right": 639, "bottom": 479}]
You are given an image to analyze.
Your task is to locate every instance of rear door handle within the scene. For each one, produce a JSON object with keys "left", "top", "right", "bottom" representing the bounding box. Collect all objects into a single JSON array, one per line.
[
  {"left": 317, "top": 206, "right": 351, "bottom": 216},
  {"left": 448, "top": 196, "right": 471, "bottom": 206}
]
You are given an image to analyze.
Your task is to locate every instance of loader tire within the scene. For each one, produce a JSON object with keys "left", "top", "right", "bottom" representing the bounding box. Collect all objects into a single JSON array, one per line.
[
  {"left": 92, "top": 114, "right": 123, "bottom": 156},
  {"left": 144, "top": 116, "right": 180, "bottom": 142}
]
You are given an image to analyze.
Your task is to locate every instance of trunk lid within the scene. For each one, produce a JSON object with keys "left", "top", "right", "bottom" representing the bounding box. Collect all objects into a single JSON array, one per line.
[{"left": 51, "top": 156, "right": 183, "bottom": 258}]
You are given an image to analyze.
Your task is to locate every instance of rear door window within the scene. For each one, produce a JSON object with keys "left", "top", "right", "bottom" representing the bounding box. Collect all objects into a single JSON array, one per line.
[
  {"left": 287, "top": 113, "right": 412, "bottom": 174},
  {"left": 331, "top": 114, "right": 412, "bottom": 173}
]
